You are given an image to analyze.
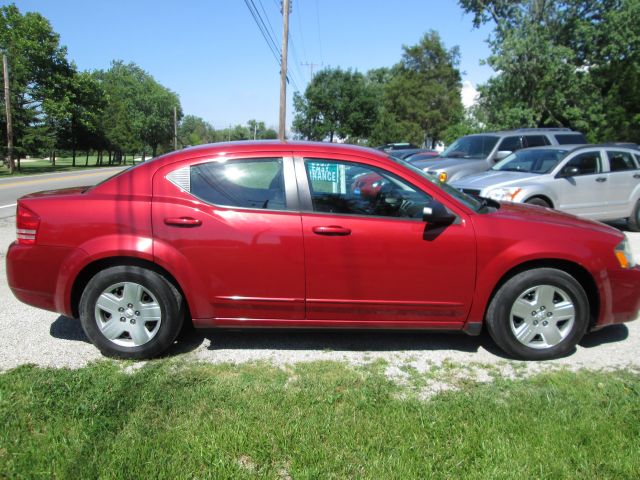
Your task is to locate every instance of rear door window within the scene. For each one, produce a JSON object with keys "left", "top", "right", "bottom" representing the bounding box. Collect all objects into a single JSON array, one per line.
[
  {"left": 186, "top": 158, "right": 290, "bottom": 210},
  {"left": 497, "top": 136, "right": 522, "bottom": 152},
  {"left": 554, "top": 133, "right": 587, "bottom": 145},
  {"left": 523, "top": 135, "right": 551, "bottom": 148},
  {"left": 606, "top": 151, "right": 638, "bottom": 171}
]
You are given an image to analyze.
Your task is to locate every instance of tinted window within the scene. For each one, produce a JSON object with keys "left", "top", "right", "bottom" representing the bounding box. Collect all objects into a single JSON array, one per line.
[
  {"left": 607, "top": 151, "right": 638, "bottom": 171},
  {"left": 440, "top": 135, "right": 499, "bottom": 159},
  {"left": 190, "top": 158, "right": 288, "bottom": 210},
  {"left": 304, "top": 158, "right": 433, "bottom": 219},
  {"left": 554, "top": 133, "right": 587, "bottom": 145},
  {"left": 492, "top": 149, "right": 568, "bottom": 174},
  {"left": 498, "top": 136, "right": 523, "bottom": 152},
  {"left": 523, "top": 135, "right": 551, "bottom": 147},
  {"left": 561, "top": 152, "right": 601, "bottom": 175}
]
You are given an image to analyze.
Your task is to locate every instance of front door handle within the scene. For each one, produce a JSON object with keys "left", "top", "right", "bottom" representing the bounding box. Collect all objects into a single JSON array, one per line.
[
  {"left": 634, "top": 173, "right": 640, "bottom": 179},
  {"left": 164, "top": 217, "right": 202, "bottom": 227},
  {"left": 312, "top": 225, "right": 351, "bottom": 236},
  {"left": 595, "top": 177, "right": 607, "bottom": 183}
]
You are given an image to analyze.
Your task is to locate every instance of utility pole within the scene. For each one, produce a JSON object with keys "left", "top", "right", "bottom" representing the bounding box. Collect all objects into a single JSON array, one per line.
[
  {"left": 173, "top": 106, "right": 178, "bottom": 150},
  {"left": 278, "top": 0, "right": 290, "bottom": 141},
  {"left": 301, "top": 61, "right": 322, "bottom": 79},
  {"left": 2, "top": 54, "right": 14, "bottom": 174}
]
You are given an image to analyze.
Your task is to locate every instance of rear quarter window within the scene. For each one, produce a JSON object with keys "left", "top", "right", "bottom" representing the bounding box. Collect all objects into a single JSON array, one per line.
[{"left": 554, "top": 133, "right": 587, "bottom": 145}]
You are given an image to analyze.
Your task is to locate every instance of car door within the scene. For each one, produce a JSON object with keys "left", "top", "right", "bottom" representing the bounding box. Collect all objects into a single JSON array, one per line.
[
  {"left": 295, "top": 154, "right": 476, "bottom": 327},
  {"left": 603, "top": 149, "right": 640, "bottom": 219},
  {"left": 554, "top": 149, "right": 608, "bottom": 219},
  {"left": 152, "top": 154, "right": 305, "bottom": 323}
]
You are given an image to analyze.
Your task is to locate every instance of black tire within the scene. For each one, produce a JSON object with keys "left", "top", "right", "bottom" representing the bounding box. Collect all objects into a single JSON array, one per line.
[
  {"left": 627, "top": 200, "right": 640, "bottom": 232},
  {"left": 79, "top": 266, "right": 184, "bottom": 359},
  {"left": 525, "top": 197, "right": 551, "bottom": 208},
  {"left": 486, "top": 268, "right": 589, "bottom": 360}
]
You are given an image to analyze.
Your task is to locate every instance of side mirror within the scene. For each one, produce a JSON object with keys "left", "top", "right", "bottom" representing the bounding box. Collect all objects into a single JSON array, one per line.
[
  {"left": 494, "top": 150, "right": 512, "bottom": 161},
  {"left": 558, "top": 166, "right": 580, "bottom": 178},
  {"left": 423, "top": 201, "right": 457, "bottom": 226}
]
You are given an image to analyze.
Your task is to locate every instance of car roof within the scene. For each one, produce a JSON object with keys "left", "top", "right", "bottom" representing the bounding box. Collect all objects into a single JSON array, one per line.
[
  {"left": 463, "top": 129, "right": 583, "bottom": 138},
  {"left": 150, "top": 140, "right": 385, "bottom": 165},
  {"left": 515, "top": 144, "right": 640, "bottom": 154}
]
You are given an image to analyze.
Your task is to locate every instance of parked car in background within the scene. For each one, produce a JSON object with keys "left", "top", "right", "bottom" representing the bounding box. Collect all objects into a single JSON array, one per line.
[
  {"left": 376, "top": 142, "right": 419, "bottom": 152},
  {"left": 390, "top": 149, "right": 439, "bottom": 163},
  {"left": 452, "top": 144, "right": 640, "bottom": 231},
  {"left": 413, "top": 128, "right": 587, "bottom": 183},
  {"left": 7, "top": 141, "right": 640, "bottom": 361},
  {"left": 403, "top": 150, "right": 439, "bottom": 163}
]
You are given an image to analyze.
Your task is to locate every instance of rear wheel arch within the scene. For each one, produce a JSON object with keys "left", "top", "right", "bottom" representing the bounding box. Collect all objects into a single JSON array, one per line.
[
  {"left": 71, "top": 256, "right": 189, "bottom": 320},
  {"left": 484, "top": 259, "right": 599, "bottom": 329}
]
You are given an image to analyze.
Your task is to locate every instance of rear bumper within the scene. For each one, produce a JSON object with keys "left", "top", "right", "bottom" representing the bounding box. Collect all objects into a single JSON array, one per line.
[
  {"left": 6, "top": 242, "right": 80, "bottom": 317},
  {"left": 596, "top": 265, "right": 640, "bottom": 329}
]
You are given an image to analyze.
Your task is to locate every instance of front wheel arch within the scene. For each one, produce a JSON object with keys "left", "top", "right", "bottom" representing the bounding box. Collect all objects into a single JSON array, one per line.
[
  {"left": 524, "top": 195, "right": 554, "bottom": 208},
  {"left": 484, "top": 259, "right": 599, "bottom": 330}
]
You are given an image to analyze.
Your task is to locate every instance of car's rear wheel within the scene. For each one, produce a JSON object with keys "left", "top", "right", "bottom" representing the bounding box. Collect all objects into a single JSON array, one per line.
[
  {"left": 627, "top": 199, "right": 640, "bottom": 232},
  {"left": 79, "top": 266, "right": 184, "bottom": 359},
  {"left": 486, "top": 268, "right": 589, "bottom": 360},
  {"left": 525, "top": 197, "right": 551, "bottom": 208}
]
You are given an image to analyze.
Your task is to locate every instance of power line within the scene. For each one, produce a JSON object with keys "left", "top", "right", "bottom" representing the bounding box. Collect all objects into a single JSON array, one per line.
[
  {"left": 243, "top": 0, "right": 281, "bottom": 67},
  {"left": 314, "top": 0, "right": 324, "bottom": 64},
  {"left": 243, "top": 0, "right": 300, "bottom": 91},
  {"left": 256, "top": 0, "right": 280, "bottom": 51}
]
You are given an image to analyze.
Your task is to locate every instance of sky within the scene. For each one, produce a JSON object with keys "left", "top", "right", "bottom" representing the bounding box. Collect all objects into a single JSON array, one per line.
[{"left": 5, "top": 0, "right": 495, "bottom": 130}]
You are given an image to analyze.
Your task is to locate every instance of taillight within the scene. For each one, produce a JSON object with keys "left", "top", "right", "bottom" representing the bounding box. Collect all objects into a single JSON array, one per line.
[{"left": 16, "top": 203, "right": 40, "bottom": 245}]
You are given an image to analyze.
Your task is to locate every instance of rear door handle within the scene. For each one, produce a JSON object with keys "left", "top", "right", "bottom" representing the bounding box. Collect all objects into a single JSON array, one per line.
[
  {"left": 634, "top": 173, "right": 640, "bottom": 179},
  {"left": 595, "top": 177, "right": 607, "bottom": 183},
  {"left": 164, "top": 217, "right": 202, "bottom": 227},
  {"left": 312, "top": 225, "right": 351, "bottom": 236}
]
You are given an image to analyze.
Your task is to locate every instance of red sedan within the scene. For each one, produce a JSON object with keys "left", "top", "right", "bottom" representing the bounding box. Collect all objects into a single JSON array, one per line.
[{"left": 7, "top": 141, "right": 640, "bottom": 360}]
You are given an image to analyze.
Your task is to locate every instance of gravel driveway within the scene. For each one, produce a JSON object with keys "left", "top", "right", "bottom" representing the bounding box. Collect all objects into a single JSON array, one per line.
[{"left": 1, "top": 215, "right": 639, "bottom": 382}]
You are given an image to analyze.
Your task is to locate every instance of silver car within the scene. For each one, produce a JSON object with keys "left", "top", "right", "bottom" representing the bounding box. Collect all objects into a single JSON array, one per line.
[
  {"left": 413, "top": 128, "right": 586, "bottom": 183},
  {"left": 451, "top": 144, "right": 640, "bottom": 231}
]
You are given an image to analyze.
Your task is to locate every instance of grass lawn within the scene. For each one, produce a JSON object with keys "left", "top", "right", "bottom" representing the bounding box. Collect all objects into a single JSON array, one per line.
[
  {"left": 0, "top": 156, "right": 136, "bottom": 178},
  {"left": 1, "top": 360, "right": 638, "bottom": 479}
]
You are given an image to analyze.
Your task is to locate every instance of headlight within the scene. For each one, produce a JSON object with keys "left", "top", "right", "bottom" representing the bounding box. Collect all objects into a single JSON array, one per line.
[
  {"left": 615, "top": 237, "right": 636, "bottom": 268},
  {"left": 485, "top": 187, "right": 522, "bottom": 202}
]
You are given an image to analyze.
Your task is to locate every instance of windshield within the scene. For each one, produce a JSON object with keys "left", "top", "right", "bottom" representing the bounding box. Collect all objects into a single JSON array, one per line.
[
  {"left": 492, "top": 148, "right": 569, "bottom": 174},
  {"left": 388, "top": 155, "right": 486, "bottom": 212},
  {"left": 440, "top": 135, "right": 499, "bottom": 160}
]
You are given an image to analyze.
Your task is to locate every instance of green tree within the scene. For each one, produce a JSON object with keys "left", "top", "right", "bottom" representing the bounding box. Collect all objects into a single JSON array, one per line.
[
  {"left": 139, "top": 78, "right": 181, "bottom": 157},
  {"left": 96, "top": 61, "right": 182, "bottom": 160},
  {"left": 383, "top": 31, "right": 464, "bottom": 147},
  {"left": 459, "top": 0, "right": 640, "bottom": 142},
  {"left": 292, "top": 67, "right": 378, "bottom": 142},
  {"left": 0, "top": 3, "right": 72, "bottom": 171},
  {"left": 179, "top": 115, "right": 218, "bottom": 146}
]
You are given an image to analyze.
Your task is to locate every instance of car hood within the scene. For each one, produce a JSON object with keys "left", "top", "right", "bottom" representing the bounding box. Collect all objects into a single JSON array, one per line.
[
  {"left": 414, "top": 157, "right": 483, "bottom": 171},
  {"left": 489, "top": 202, "right": 622, "bottom": 237},
  {"left": 453, "top": 171, "right": 542, "bottom": 189}
]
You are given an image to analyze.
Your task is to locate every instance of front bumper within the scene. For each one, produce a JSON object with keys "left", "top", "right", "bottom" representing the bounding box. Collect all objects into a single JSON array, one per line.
[{"left": 596, "top": 265, "right": 640, "bottom": 329}]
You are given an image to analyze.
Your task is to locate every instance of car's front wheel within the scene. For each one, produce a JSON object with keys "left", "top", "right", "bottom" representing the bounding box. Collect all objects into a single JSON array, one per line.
[
  {"left": 627, "top": 199, "right": 640, "bottom": 232},
  {"left": 525, "top": 197, "right": 551, "bottom": 208},
  {"left": 79, "top": 266, "right": 184, "bottom": 359},
  {"left": 486, "top": 268, "right": 589, "bottom": 360}
]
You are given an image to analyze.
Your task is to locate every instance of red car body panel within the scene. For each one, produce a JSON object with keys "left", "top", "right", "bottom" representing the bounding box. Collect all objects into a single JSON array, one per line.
[{"left": 6, "top": 141, "right": 640, "bottom": 335}]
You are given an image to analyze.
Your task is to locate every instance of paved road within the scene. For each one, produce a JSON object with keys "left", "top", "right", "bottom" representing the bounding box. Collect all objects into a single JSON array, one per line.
[{"left": 0, "top": 167, "right": 127, "bottom": 218}]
